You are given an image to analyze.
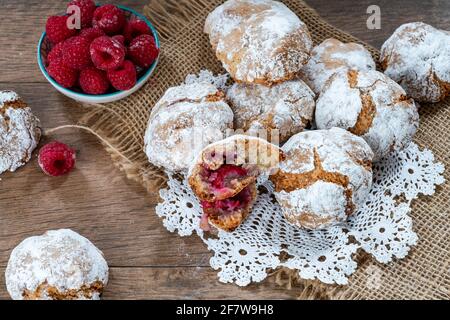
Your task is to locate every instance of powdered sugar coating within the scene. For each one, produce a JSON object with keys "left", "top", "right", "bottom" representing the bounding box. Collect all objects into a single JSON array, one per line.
[
  {"left": 381, "top": 22, "right": 450, "bottom": 103},
  {"left": 5, "top": 229, "right": 109, "bottom": 300},
  {"left": 205, "top": 0, "right": 313, "bottom": 85},
  {"left": 300, "top": 38, "right": 376, "bottom": 94},
  {"left": 226, "top": 80, "right": 315, "bottom": 143},
  {"left": 315, "top": 69, "right": 419, "bottom": 161},
  {"left": 188, "top": 134, "right": 283, "bottom": 177},
  {"left": 144, "top": 83, "right": 234, "bottom": 172},
  {"left": 0, "top": 91, "right": 41, "bottom": 175},
  {"left": 272, "top": 128, "right": 374, "bottom": 230}
]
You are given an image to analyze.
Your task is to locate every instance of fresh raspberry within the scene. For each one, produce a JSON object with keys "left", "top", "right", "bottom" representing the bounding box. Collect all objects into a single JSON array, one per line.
[
  {"left": 62, "top": 36, "right": 92, "bottom": 70},
  {"left": 128, "top": 34, "right": 159, "bottom": 68},
  {"left": 47, "top": 42, "right": 65, "bottom": 65},
  {"left": 112, "top": 35, "right": 125, "bottom": 45},
  {"left": 123, "top": 17, "right": 151, "bottom": 43},
  {"left": 38, "top": 141, "right": 76, "bottom": 177},
  {"left": 90, "top": 36, "right": 126, "bottom": 71},
  {"left": 45, "top": 15, "right": 77, "bottom": 44},
  {"left": 112, "top": 35, "right": 127, "bottom": 55},
  {"left": 79, "top": 67, "right": 110, "bottom": 94},
  {"left": 92, "top": 4, "right": 126, "bottom": 35},
  {"left": 79, "top": 27, "right": 105, "bottom": 42},
  {"left": 47, "top": 58, "right": 78, "bottom": 88},
  {"left": 107, "top": 60, "right": 137, "bottom": 91},
  {"left": 68, "top": 0, "right": 96, "bottom": 28}
]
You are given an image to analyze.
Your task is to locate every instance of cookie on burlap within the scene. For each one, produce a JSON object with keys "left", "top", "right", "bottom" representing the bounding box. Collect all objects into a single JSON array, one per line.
[
  {"left": 226, "top": 80, "right": 315, "bottom": 143},
  {"left": 144, "top": 83, "right": 234, "bottom": 172},
  {"left": 204, "top": 0, "right": 313, "bottom": 86},
  {"left": 315, "top": 69, "right": 419, "bottom": 161},
  {"left": 270, "top": 128, "right": 374, "bottom": 230},
  {"left": 0, "top": 91, "right": 41, "bottom": 175},
  {"left": 300, "top": 38, "right": 376, "bottom": 94},
  {"left": 381, "top": 22, "right": 450, "bottom": 103},
  {"left": 189, "top": 135, "right": 283, "bottom": 232},
  {"left": 5, "top": 229, "right": 109, "bottom": 300}
]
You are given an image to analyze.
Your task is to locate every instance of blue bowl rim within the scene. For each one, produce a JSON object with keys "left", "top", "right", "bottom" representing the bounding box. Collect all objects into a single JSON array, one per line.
[{"left": 37, "top": 5, "right": 161, "bottom": 99}]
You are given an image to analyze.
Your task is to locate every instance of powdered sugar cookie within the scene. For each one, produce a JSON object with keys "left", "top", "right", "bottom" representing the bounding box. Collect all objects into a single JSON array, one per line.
[
  {"left": 315, "top": 69, "right": 419, "bottom": 161},
  {"left": 381, "top": 22, "right": 450, "bottom": 103},
  {"left": 226, "top": 80, "right": 315, "bottom": 143},
  {"left": 205, "top": 0, "right": 313, "bottom": 86},
  {"left": 5, "top": 229, "right": 109, "bottom": 300},
  {"left": 188, "top": 135, "right": 283, "bottom": 232},
  {"left": 0, "top": 91, "right": 41, "bottom": 175},
  {"left": 144, "top": 83, "right": 234, "bottom": 172},
  {"left": 300, "top": 38, "right": 376, "bottom": 94},
  {"left": 270, "top": 128, "right": 374, "bottom": 230}
]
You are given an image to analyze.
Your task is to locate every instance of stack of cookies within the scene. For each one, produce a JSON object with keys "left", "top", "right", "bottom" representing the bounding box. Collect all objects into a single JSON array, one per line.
[{"left": 144, "top": 0, "right": 449, "bottom": 232}]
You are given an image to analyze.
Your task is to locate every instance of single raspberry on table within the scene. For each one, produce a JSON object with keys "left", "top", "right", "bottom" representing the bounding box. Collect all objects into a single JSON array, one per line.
[
  {"left": 38, "top": 141, "right": 76, "bottom": 177},
  {"left": 92, "top": 4, "right": 126, "bottom": 35},
  {"left": 90, "top": 36, "right": 126, "bottom": 71},
  {"left": 62, "top": 36, "right": 92, "bottom": 70},
  {"left": 123, "top": 17, "right": 151, "bottom": 43},
  {"left": 79, "top": 67, "right": 110, "bottom": 94},
  {"left": 79, "top": 27, "right": 105, "bottom": 42},
  {"left": 67, "top": 0, "right": 96, "bottom": 28},
  {"left": 45, "top": 15, "right": 77, "bottom": 44},
  {"left": 47, "top": 58, "right": 78, "bottom": 88},
  {"left": 47, "top": 41, "right": 65, "bottom": 65},
  {"left": 107, "top": 60, "right": 137, "bottom": 91},
  {"left": 128, "top": 34, "right": 159, "bottom": 68}
]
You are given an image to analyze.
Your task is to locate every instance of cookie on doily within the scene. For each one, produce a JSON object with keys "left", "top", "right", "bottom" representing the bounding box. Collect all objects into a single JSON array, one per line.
[
  {"left": 270, "top": 128, "right": 374, "bottom": 230},
  {"left": 381, "top": 22, "right": 450, "bottom": 103},
  {"left": 5, "top": 229, "right": 109, "bottom": 300},
  {"left": 0, "top": 90, "right": 41, "bottom": 175},
  {"left": 144, "top": 83, "right": 234, "bottom": 172},
  {"left": 188, "top": 135, "right": 283, "bottom": 232},
  {"left": 315, "top": 69, "right": 419, "bottom": 161},
  {"left": 226, "top": 80, "right": 315, "bottom": 143},
  {"left": 300, "top": 38, "right": 376, "bottom": 94},
  {"left": 204, "top": 0, "right": 313, "bottom": 86}
]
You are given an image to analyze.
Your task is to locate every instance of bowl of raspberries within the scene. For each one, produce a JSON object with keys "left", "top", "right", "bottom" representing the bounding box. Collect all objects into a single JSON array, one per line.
[{"left": 38, "top": 1, "right": 160, "bottom": 103}]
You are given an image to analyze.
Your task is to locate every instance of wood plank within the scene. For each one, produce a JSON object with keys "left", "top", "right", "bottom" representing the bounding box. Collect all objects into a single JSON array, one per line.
[
  {"left": 0, "top": 267, "right": 300, "bottom": 300},
  {"left": 304, "top": 0, "right": 450, "bottom": 49}
]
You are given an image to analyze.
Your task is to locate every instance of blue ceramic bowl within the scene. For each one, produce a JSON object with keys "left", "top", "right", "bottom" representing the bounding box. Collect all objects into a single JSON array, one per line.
[{"left": 37, "top": 5, "right": 160, "bottom": 103}]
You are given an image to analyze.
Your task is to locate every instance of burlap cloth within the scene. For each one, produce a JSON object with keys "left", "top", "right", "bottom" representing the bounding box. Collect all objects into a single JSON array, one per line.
[{"left": 79, "top": 0, "right": 450, "bottom": 299}]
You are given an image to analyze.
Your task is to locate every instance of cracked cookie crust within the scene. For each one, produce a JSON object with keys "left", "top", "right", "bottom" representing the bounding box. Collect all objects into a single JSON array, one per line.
[
  {"left": 270, "top": 128, "right": 374, "bottom": 230},
  {"left": 381, "top": 22, "right": 450, "bottom": 103},
  {"left": 315, "top": 69, "right": 419, "bottom": 161},
  {"left": 0, "top": 90, "right": 41, "bottom": 175}
]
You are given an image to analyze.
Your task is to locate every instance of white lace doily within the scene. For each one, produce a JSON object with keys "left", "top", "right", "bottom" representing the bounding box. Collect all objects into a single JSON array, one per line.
[{"left": 155, "top": 71, "right": 446, "bottom": 286}]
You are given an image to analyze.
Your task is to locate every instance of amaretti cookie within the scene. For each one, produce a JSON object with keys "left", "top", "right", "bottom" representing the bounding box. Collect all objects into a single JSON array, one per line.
[
  {"left": 205, "top": 0, "right": 313, "bottom": 86},
  {"left": 381, "top": 22, "right": 450, "bottom": 103},
  {"left": 5, "top": 229, "right": 109, "bottom": 300},
  {"left": 226, "top": 80, "right": 315, "bottom": 143},
  {"left": 188, "top": 135, "right": 283, "bottom": 232},
  {"left": 144, "top": 83, "right": 234, "bottom": 172},
  {"left": 0, "top": 90, "right": 41, "bottom": 175},
  {"left": 300, "top": 38, "right": 376, "bottom": 94},
  {"left": 315, "top": 69, "right": 419, "bottom": 161},
  {"left": 270, "top": 128, "right": 374, "bottom": 230}
]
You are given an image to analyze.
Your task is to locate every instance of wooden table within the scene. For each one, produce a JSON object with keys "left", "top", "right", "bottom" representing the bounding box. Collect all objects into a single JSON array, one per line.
[{"left": 0, "top": 0, "right": 448, "bottom": 300}]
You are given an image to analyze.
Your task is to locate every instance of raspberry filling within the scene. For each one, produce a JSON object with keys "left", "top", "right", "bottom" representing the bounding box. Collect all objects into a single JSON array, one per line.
[
  {"left": 200, "top": 164, "right": 249, "bottom": 199},
  {"left": 201, "top": 185, "right": 253, "bottom": 215},
  {"left": 196, "top": 164, "right": 259, "bottom": 231},
  {"left": 200, "top": 185, "right": 255, "bottom": 231}
]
